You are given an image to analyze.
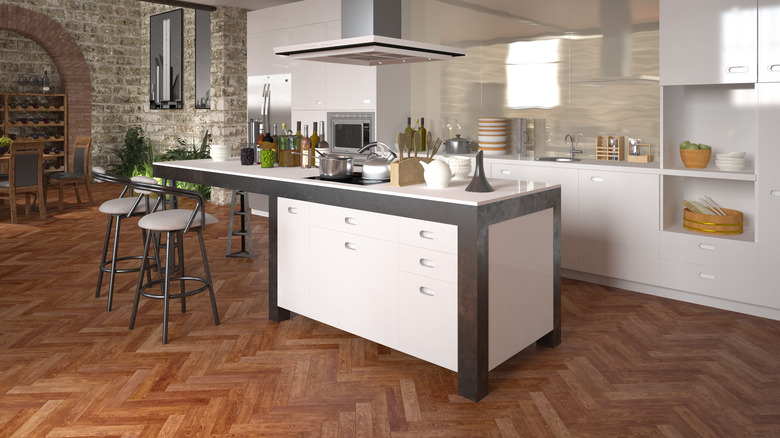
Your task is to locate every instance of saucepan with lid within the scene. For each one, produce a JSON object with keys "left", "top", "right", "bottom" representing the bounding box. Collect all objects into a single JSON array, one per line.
[{"left": 318, "top": 152, "right": 354, "bottom": 180}]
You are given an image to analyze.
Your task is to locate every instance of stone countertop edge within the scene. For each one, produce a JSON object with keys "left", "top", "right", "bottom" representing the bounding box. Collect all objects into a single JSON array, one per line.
[{"left": 154, "top": 158, "right": 561, "bottom": 207}]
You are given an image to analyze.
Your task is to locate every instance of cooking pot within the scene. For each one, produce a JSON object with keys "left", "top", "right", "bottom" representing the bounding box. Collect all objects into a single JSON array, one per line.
[
  {"left": 444, "top": 134, "right": 473, "bottom": 155},
  {"left": 318, "top": 153, "right": 353, "bottom": 180},
  {"left": 358, "top": 142, "right": 397, "bottom": 181}
]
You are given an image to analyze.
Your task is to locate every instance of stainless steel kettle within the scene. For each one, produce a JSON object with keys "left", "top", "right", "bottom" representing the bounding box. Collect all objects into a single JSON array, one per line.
[{"left": 358, "top": 142, "right": 397, "bottom": 181}]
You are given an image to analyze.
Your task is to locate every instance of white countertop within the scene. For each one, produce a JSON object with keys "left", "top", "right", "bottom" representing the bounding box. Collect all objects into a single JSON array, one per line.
[{"left": 154, "top": 158, "right": 560, "bottom": 207}]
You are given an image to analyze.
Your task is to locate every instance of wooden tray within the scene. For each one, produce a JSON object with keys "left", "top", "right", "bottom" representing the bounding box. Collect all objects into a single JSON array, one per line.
[{"left": 390, "top": 157, "right": 432, "bottom": 187}]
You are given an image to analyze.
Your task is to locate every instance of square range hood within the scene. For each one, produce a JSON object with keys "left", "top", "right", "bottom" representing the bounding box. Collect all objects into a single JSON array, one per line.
[{"left": 274, "top": 35, "right": 466, "bottom": 66}]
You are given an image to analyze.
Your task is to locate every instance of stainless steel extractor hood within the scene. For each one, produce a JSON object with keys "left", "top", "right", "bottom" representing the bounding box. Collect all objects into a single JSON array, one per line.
[{"left": 273, "top": 0, "right": 465, "bottom": 66}]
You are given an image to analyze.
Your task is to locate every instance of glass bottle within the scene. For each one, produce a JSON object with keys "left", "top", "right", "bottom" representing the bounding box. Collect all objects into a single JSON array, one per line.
[
  {"left": 310, "top": 121, "right": 319, "bottom": 150},
  {"left": 256, "top": 123, "right": 265, "bottom": 164},
  {"left": 419, "top": 117, "right": 427, "bottom": 152},
  {"left": 42, "top": 71, "right": 50, "bottom": 94},
  {"left": 318, "top": 121, "right": 329, "bottom": 149},
  {"left": 300, "top": 125, "right": 312, "bottom": 168}
]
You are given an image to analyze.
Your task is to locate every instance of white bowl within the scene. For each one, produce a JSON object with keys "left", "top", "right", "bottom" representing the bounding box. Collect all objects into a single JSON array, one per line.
[
  {"left": 478, "top": 117, "right": 506, "bottom": 122},
  {"left": 478, "top": 135, "right": 507, "bottom": 143},
  {"left": 478, "top": 142, "right": 507, "bottom": 148},
  {"left": 478, "top": 121, "right": 507, "bottom": 128},
  {"left": 716, "top": 162, "right": 745, "bottom": 171},
  {"left": 716, "top": 152, "right": 746, "bottom": 158},
  {"left": 715, "top": 157, "right": 745, "bottom": 164},
  {"left": 210, "top": 145, "right": 232, "bottom": 161}
]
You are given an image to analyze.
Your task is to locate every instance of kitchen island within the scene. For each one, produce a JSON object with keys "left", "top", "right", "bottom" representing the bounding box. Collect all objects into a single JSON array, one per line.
[{"left": 153, "top": 158, "right": 561, "bottom": 401}]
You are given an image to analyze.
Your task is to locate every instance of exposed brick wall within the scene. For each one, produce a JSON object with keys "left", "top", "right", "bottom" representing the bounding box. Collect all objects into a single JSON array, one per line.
[{"left": 0, "top": 1, "right": 247, "bottom": 177}]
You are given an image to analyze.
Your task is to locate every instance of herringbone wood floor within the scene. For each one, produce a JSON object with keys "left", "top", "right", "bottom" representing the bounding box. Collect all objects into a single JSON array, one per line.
[{"left": 2, "top": 183, "right": 780, "bottom": 437}]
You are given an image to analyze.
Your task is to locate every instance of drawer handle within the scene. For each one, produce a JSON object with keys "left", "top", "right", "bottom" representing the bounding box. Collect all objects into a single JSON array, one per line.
[
  {"left": 590, "top": 176, "right": 604, "bottom": 182},
  {"left": 699, "top": 273, "right": 715, "bottom": 280},
  {"left": 419, "top": 230, "right": 435, "bottom": 240},
  {"left": 770, "top": 64, "right": 780, "bottom": 72},
  {"left": 344, "top": 217, "right": 358, "bottom": 225},
  {"left": 698, "top": 243, "right": 715, "bottom": 251},
  {"left": 727, "top": 66, "right": 749, "bottom": 73},
  {"left": 419, "top": 258, "right": 435, "bottom": 268},
  {"left": 344, "top": 242, "right": 357, "bottom": 251},
  {"left": 287, "top": 207, "right": 298, "bottom": 214},
  {"left": 501, "top": 169, "right": 512, "bottom": 175},
  {"left": 771, "top": 190, "right": 780, "bottom": 197},
  {"left": 419, "top": 286, "right": 436, "bottom": 297}
]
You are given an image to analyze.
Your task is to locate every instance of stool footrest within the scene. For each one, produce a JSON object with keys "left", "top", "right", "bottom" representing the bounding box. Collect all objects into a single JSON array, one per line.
[{"left": 139, "top": 276, "right": 210, "bottom": 300}]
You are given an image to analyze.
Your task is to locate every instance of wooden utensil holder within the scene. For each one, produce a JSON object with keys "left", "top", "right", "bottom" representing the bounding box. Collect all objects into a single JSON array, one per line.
[
  {"left": 596, "top": 135, "right": 625, "bottom": 161},
  {"left": 626, "top": 143, "right": 652, "bottom": 163},
  {"left": 390, "top": 157, "right": 432, "bottom": 187}
]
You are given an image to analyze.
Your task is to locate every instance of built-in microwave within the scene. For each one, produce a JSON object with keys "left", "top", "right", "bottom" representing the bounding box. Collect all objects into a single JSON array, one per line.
[{"left": 327, "top": 112, "right": 374, "bottom": 161}]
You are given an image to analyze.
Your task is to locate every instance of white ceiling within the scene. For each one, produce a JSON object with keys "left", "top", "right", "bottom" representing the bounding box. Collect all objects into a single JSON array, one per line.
[{"left": 183, "top": 0, "right": 300, "bottom": 11}]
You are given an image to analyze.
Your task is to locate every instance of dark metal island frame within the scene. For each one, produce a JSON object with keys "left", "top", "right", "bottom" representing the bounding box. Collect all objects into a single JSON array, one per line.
[{"left": 153, "top": 159, "right": 561, "bottom": 402}]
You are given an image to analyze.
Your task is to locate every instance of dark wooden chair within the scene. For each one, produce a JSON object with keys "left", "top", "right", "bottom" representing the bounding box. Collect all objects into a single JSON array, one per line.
[
  {"left": 45, "top": 136, "right": 94, "bottom": 211},
  {"left": 0, "top": 143, "right": 47, "bottom": 223}
]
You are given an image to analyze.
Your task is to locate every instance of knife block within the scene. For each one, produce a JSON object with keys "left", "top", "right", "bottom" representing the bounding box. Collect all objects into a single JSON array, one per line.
[{"left": 390, "top": 157, "right": 432, "bottom": 187}]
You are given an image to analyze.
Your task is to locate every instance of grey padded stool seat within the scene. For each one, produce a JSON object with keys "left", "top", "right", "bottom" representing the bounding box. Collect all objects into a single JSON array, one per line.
[
  {"left": 94, "top": 172, "right": 159, "bottom": 312},
  {"left": 129, "top": 181, "right": 220, "bottom": 344}
]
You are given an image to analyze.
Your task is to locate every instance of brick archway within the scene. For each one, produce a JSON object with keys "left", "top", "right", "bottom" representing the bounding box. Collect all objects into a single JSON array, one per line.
[{"left": 0, "top": 6, "right": 91, "bottom": 145}]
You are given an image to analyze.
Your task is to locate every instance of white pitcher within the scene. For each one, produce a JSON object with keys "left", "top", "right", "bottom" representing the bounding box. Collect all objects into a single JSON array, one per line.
[{"left": 420, "top": 159, "right": 457, "bottom": 189}]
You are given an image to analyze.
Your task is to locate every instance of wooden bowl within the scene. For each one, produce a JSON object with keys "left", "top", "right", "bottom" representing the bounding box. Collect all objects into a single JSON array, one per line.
[
  {"left": 683, "top": 208, "right": 743, "bottom": 235},
  {"left": 680, "top": 148, "right": 712, "bottom": 168}
]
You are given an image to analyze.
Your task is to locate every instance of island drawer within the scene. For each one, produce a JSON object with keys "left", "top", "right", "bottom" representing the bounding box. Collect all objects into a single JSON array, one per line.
[
  {"left": 398, "top": 272, "right": 457, "bottom": 371},
  {"left": 309, "top": 202, "right": 398, "bottom": 241},
  {"left": 660, "top": 232, "right": 757, "bottom": 273},
  {"left": 399, "top": 245, "right": 457, "bottom": 283},
  {"left": 398, "top": 217, "right": 457, "bottom": 254}
]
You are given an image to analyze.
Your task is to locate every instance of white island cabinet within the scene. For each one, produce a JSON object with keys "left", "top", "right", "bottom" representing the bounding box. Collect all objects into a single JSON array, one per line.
[{"left": 152, "top": 159, "right": 563, "bottom": 402}]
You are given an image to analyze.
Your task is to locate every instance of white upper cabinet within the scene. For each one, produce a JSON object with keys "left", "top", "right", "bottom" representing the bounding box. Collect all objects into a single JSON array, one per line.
[
  {"left": 660, "top": 0, "right": 757, "bottom": 85},
  {"left": 759, "top": 0, "right": 780, "bottom": 82}
]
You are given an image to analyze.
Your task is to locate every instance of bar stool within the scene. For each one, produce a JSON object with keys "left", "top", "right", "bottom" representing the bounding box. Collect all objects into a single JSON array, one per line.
[
  {"left": 129, "top": 181, "right": 220, "bottom": 344},
  {"left": 226, "top": 189, "right": 252, "bottom": 257},
  {"left": 93, "top": 172, "right": 159, "bottom": 311}
]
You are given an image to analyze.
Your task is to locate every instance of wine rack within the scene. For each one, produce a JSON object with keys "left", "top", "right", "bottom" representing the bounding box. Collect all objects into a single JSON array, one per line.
[{"left": 1, "top": 93, "right": 68, "bottom": 172}]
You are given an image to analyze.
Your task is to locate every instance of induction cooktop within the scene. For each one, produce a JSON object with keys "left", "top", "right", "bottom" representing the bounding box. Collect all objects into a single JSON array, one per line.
[{"left": 305, "top": 173, "right": 388, "bottom": 186}]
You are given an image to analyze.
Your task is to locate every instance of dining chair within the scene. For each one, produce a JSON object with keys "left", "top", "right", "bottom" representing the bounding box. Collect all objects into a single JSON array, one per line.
[
  {"left": 0, "top": 143, "right": 47, "bottom": 223},
  {"left": 45, "top": 136, "right": 94, "bottom": 211}
]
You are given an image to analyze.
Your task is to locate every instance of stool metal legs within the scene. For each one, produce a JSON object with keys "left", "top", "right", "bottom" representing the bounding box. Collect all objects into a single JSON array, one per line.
[
  {"left": 227, "top": 190, "right": 252, "bottom": 258},
  {"left": 130, "top": 228, "right": 220, "bottom": 344}
]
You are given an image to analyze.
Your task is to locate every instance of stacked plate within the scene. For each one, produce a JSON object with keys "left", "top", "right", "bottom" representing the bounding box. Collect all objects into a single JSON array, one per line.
[
  {"left": 478, "top": 117, "right": 507, "bottom": 155},
  {"left": 715, "top": 152, "right": 745, "bottom": 171}
]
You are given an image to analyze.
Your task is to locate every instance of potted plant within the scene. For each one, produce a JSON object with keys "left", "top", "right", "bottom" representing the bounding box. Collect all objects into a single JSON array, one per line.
[{"left": 0, "top": 134, "right": 12, "bottom": 154}]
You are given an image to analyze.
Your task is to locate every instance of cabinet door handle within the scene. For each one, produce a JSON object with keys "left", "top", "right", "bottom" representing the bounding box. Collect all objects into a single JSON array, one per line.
[
  {"left": 727, "top": 66, "right": 749, "bottom": 73},
  {"left": 769, "top": 64, "right": 780, "bottom": 72},
  {"left": 419, "top": 230, "right": 435, "bottom": 240},
  {"left": 771, "top": 190, "right": 780, "bottom": 197},
  {"left": 287, "top": 207, "right": 298, "bottom": 214},
  {"left": 344, "top": 217, "right": 358, "bottom": 225},
  {"left": 698, "top": 243, "right": 715, "bottom": 251},
  {"left": 500, "top": 169, "right": 512, "bottom": 175},
  {"left": 344, "top": 242, "right": 357, "bottom": 251},
  {"left": 419, "top": 258, "right": 435, "bottom": 268},
  {"left": 419, "top": 286, "right": 436, "bottom": 297},
  {"left": 699, "top": 273, "right": 715, "bottom": 280},
  {"left": 590, "top": 176, "right": 604, "bottom": 183}
]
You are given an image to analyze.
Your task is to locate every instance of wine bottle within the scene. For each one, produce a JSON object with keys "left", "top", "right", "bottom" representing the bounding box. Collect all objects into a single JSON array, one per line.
[
  {"left": 310, "top": 121, "right": 320, "bottom": 150},
  {"left": 293, "top": 121, "right": 302, "bottom": 167},
  {"left": 42, "top": 71, "right": 50, "bottom": 93},
  {"left": 300, "top": 125, "right": 312, "bottom": 168},
  {"left": 419, "top": 117, "right": 427, "bottom": 152},
  {"left": 318, "top": 121, "right": 329, "bottom": 149}
]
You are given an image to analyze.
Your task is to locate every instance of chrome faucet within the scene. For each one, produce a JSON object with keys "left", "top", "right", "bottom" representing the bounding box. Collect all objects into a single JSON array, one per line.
[{"left": 566, "top": 134, "right": 582, "bottom": 159}]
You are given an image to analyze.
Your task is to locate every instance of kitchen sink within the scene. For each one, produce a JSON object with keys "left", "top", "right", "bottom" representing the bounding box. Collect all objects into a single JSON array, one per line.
[{"left": 534, "top": 156, "right": 581, "bottom": 162}]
